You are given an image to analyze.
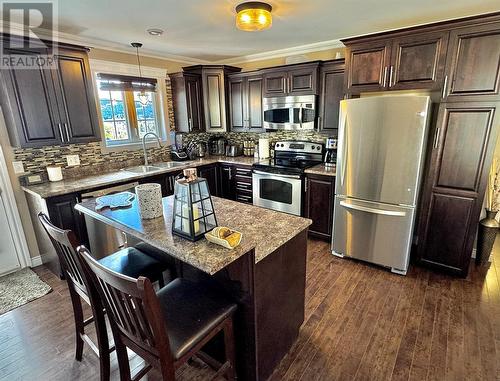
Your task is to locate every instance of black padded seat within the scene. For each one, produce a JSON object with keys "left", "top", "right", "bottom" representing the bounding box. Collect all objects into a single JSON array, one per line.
[
  {"left": 156, "top": 278, "right": 237, "bottom": 360},
  {"left": 98, "top": 247, "right": 167, "bottom": 285},
  {"left": 134, "top": 242, "right": 177, "bottom": 273}
]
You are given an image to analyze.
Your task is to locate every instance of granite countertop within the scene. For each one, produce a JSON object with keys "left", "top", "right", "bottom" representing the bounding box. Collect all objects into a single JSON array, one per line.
[
  {"left": 304, "top": 163, "right": 336, "bottom": 177},
  {"left": 23, "top": 156, "right": 264, "bottom": 198},
  {"left": 75, "top": 196, "right": 312, "bottom": 275}
]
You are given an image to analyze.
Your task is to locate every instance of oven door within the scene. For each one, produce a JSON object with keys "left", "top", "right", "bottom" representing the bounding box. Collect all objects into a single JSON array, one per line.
[{"left": 252, "top": 170, "right": 302, "bottom": 216}]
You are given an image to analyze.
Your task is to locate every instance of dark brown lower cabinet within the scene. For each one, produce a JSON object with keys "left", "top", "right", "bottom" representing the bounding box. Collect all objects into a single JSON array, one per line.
[
  {"left": 217, "top": 163, "right": 253, "bottom": 202},
  {"left": 44, "top": 193, "right": 88, "bottom": 276},
  {"left": 218, "top": 164, "right": 235, "bottom": 200},
  {"left": 304, "top": 174, "right": 335, "bottom": 240},
  {"left": 197, "top": 164, "right": 219, "bottom": 196},
  {"left": 416, "top": 102, "right": 500, "bottom": 276},
  {"left": 140, "top": 171, "right": 181, "bottom": 197}
]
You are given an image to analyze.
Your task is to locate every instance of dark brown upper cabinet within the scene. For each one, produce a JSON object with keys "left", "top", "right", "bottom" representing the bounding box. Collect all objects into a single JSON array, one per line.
[
  {"left": 0, "top": 47, "right": 62, "bottom": 147},
  {"left": 344, "top": 41, "right": 392, "bottom": 93},
  {"left": 317, "top": 60, "right": 345, "bottom": 134},
  {"left": 51, "top": 50, "right": 100, "bottom": 144},
  {"left": 182, "top": 65, "right": 241, "bottom": 132},
  {"left": 228, "top": 72, "right": 264, "bottom": 132},
  {"left": 344, "top": 31, "right": 448, "bottom": 94},
  {"left": 390, "top": 31, "right": 449, "bottom": 91},
  {"left": 169, "top": 72, "right": 204, "bottom": 133},
  {"left": 0, "top": 45, "right": 100, "bottom": 148},
  {"left": 416, "top": 102, "right": 500, "bottom": 276},
  {"left": 443, "top": 22, "right": 500, "bottom": 101},
  {"left": 262, "top": 62, "right": 320, "bottom": 97},
  {"left": 262, "top": 70, "right": 287, "bottom": 97}
]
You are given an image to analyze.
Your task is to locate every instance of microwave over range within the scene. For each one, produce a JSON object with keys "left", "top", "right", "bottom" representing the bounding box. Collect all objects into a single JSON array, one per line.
[{"left": 263, "top": 95, "right": 316, "bottom": 130}]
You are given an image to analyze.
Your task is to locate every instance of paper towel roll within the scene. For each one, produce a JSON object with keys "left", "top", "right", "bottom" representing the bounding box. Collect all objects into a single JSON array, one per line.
[{"left": 258, "top": 138, "right": 270, "bottom": 159}]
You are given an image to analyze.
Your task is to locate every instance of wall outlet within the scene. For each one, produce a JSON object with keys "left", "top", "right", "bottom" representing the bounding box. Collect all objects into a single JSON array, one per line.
[
  {"left": 12, "top": 161, "right": 25, "bottom": 174},
  {"left": 66, "top": 154, "right": 80, "bottom": 167}
]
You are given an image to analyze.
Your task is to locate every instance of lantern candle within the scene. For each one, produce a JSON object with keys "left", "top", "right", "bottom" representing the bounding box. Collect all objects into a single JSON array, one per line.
[{"left": 172, "top": 168, "right": 218, "bottom": 241}]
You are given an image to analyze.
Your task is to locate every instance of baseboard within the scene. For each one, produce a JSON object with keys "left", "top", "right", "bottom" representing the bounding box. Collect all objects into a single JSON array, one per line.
[{"left": 30, "top": 255, "right": 43, "bottom": 267}]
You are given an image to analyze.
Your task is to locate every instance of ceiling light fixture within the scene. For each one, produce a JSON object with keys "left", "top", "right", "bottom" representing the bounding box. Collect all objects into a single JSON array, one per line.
[
  {"left": 131, "top": 42, "right": 150, "bottom": 106},
  {"left": 235, "top": 1, "right": 272, "bottom": 32},
  {"left": 147, "top": 28, "right": 164, "bottom": 36}
]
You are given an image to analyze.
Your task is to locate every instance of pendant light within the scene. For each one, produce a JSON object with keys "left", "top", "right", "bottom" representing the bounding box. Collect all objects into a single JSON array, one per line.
[
  {"left": 235, "top": 2, "right": 272, "bottom": 32},
  {"left": 131, "top": 42, "right": 150, "bottom": 106}
]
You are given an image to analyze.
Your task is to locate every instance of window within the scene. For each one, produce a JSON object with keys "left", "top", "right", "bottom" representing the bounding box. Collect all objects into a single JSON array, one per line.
[{"left": 96, "top": 74, "right": 161, "bottom": 146}]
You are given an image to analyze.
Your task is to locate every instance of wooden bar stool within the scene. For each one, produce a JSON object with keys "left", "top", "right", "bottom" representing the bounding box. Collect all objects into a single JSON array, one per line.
[
  {"left": 38, "top": 213, "right": 171, "bottom": 381},
  {"left": 78, "top": 246, "right": 238, "bottom": 381}
]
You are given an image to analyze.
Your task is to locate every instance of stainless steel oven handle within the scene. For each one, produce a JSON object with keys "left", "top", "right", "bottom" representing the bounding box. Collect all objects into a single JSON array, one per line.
[
  {"left": 253, "top": 170, "right": 301, "bottom": 180},
  {"left": 340, "top": 200, "right": 406, "bottom": 217}
]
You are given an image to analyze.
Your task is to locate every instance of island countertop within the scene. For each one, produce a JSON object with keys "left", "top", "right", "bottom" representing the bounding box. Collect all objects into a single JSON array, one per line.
[{"left": 75, "top": 196, "right": 311, "bottom": 275}]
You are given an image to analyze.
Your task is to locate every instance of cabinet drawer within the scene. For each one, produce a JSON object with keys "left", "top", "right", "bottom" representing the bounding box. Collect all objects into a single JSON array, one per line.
[
  {"left": 236, "top": 193, "right": 253, "bottom": 204},
  {"left": 234, "top": 166, "right": 253, "bottom": 177},
  {"left": 235, "top": 181, "right": 252, "bottom": 193}
]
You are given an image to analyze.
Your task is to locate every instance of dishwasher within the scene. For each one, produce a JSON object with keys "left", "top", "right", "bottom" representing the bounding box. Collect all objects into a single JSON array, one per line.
[{"left": 81, "top": 181, "right": 141, "bottom": 259}]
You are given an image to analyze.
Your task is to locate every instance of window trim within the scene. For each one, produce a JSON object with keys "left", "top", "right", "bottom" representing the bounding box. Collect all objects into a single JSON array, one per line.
[{"left": 89, "top": 59, "right": 171, "bottom": 151}]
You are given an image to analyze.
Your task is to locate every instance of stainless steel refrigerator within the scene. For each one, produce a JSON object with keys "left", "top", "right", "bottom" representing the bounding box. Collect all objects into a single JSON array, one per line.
[{"left": 331, "top": 95, "right": 431, "bottom": 275}]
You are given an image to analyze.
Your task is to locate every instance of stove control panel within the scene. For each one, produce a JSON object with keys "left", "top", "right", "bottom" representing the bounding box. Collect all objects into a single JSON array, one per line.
[{"left": 274, "top": 141, "right": 323, "bottom": 154}]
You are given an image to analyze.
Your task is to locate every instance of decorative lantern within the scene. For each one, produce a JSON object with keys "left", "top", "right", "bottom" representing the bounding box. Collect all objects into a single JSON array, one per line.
[{"left": 172, "top": 168, "right": 218, "bottom": 241}]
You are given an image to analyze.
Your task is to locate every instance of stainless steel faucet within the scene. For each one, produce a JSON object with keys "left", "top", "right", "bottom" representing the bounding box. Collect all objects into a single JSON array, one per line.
[{"left": 142, "top": 132, "right": 162, "bottom": 166}]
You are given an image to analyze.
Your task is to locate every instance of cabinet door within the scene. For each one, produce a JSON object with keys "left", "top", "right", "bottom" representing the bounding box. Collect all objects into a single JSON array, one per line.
[
  {"left": 228, "top": 77, "right": 245, "bottom": 131},
  {"left": 263, "top": 70, "right": 288, "bottom": 97},
  {"left": 288, "top": 66, "right": 318, "bottom": 95},
  {"left": 318, "top": 61, "right": 345, "bottom": 133},
  {"left": 390, "top": 31, "right": 449, "bottom": 91},
  {"left": 202, "top": 69, "right": 226, "bottom": 131},
  {"left": 304, "top": 175, "right": 334, "bottom": 240},
  {"left": 198, "top": 165, "right": 218, "bottom": 196},
  {"left": 417, "top": 102, "right": 500, "bottom": 276},
  {"left": 185, "top": 74, "right": 204, "bottom": 132},
  {"left": 247, "top": 75, "right": 263, "bottom": 131},
  {"left": 218, "top": 165, "right": 235, "bottom": 200},
  {"left": 444, "top": 22, "right": 500, "bottom": 101},
  {"left": 345, "top": 41, "right": 392, "bottom": 93},
  {"left": 47, "top": 194, "right": 88, "bottom": 245},
  {"left": 52, "top": 50, "right": 100, "bottom": 144},
  {"left": 0, "top": 49, "right": 62, "bottom": 147}
]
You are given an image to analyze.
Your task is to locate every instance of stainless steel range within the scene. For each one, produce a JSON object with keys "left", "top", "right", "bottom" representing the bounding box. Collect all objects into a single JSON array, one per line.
[{"left": 252, "top": 141, "right": 323, "bottom": 216}]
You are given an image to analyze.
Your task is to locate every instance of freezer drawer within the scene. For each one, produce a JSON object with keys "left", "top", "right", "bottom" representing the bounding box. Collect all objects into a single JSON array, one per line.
[{"left": 331, "top": 196, "right": 415, "bottom": 274}]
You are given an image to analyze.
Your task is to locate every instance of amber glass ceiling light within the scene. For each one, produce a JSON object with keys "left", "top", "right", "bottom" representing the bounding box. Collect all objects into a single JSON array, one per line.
[{"left": 236, "top": 1, "right": 272, "bottom": 31}]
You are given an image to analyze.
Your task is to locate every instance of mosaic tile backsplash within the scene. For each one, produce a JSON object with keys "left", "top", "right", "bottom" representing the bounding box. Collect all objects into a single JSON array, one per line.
[
  {"left": 14, "top": 142, "right": 172, "bottom": 184},
  {"left": 180, "top": 130, "right": 335, "bottom": 147}
]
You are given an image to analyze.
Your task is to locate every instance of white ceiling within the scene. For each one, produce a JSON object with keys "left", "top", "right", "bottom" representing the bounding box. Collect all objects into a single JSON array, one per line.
[{"left": 10, "top": 0, "right": 500, "bottom": 63}]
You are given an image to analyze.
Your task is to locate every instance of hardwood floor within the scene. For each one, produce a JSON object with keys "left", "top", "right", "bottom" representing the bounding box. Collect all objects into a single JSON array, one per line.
[{"left": 1, "top": 238, "right": 499, "bottom": 380}]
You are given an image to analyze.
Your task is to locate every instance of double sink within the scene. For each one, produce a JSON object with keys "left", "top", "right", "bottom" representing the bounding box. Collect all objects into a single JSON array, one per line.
[{"left": 121, "top": 161, "right": 193, "bottom": 174}]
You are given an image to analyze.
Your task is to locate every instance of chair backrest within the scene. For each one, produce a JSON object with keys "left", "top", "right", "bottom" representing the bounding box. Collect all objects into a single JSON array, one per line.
[
  {"left": 77, "top": 246, "right": 174, "bottom": 369},
  {"left": 38, "top": 212, "right": 88, "bottom": 297}
]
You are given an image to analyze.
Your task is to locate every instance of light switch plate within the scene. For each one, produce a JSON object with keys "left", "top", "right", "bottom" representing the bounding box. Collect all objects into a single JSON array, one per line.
[
  {"left": 66, "top": 154, "right": 80, "bottom": 167},
  {"left": 12, "top": 161, "right": 25, "bottom": 174}
]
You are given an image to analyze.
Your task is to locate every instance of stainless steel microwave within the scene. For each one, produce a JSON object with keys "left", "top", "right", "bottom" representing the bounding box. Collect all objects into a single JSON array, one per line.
[{"left": 263, "top": 95, "right": 316, "bottom": 130}]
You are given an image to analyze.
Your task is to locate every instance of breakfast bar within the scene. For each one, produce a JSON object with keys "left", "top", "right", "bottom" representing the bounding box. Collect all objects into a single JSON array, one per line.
[{"left": 75, "top": 196, "right": 311, "bottom": 381}]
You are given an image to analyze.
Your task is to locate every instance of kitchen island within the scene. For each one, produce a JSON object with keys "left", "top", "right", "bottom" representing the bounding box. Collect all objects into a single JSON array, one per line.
[{"left": 75, "top": 196, "right": 311, "bottom": 381}]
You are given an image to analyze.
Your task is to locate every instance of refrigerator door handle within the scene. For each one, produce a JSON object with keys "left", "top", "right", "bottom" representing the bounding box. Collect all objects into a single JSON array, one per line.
[
  {"left": 339, "top": 112, "right": 348, "bottom": 187},
  {"left": 340, "top": 200, "right": 407, "bottom": 217}
]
